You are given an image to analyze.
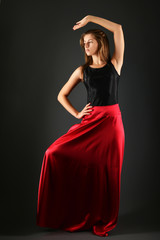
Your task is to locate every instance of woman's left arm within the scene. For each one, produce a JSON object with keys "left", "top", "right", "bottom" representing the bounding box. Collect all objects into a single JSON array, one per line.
[{"left": 88, "top": 15, "right": 125, "bottom": 66}]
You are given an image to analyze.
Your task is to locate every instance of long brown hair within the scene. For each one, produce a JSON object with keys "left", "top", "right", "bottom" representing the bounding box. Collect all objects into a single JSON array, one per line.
[{"left": 80, "top": 29, "right": 111, "bottom": 73}]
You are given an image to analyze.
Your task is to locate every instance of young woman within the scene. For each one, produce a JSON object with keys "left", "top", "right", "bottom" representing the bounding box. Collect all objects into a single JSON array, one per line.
[{"left": 36, "top": 15, "right": 125, "bottom": 237}]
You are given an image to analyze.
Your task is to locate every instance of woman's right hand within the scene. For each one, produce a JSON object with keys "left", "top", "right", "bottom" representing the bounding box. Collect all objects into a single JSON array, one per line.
[
  {"left": 76, "top": 103, "right": 93, "bottom": 119},
  {"left": 72, "top": 15, "right": 91, "bottom": 30}
]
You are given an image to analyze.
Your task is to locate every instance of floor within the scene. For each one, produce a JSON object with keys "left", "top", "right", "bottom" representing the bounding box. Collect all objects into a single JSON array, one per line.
[{"left": 0, "top": 211, "right": 160, "bottom": 240}]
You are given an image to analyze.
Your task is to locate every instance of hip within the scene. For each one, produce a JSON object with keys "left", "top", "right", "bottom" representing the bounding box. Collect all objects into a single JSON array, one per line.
[{"left": 81, "top": 103, "right": 122, "bottom": 122}]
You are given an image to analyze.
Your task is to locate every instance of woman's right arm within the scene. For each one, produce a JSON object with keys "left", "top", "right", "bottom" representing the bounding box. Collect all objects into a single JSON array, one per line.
[{"left": 57, "top": 66, "right": 92, "bottom": 119}]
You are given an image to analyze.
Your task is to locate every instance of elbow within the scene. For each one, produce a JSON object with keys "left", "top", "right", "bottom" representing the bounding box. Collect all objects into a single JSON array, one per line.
[
  {"left": 57, "top": 94, "right": 61, "bottom": 101},
  {"left": 57, "top": 93, "right": 67, "bottom": 101},
  {"left": 57, "top": 91, "right": 63, "bottom": 101},
  {"left": 114, "top": 24, "right": 123, "bottom": 33},
  {"left": 113, "top": 24, "right": 122, "bottom": 34}
]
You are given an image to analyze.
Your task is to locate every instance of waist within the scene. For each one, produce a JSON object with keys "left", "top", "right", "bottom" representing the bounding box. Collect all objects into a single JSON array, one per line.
[
  {"left": 87, "top": 96, "right": 118, "bottom": 107},
  {"left": 82, "top": 103, "right": 121, "bottom": 123},
  {"left": 91, "top": 103, "right": 121, "bottom": 114}
]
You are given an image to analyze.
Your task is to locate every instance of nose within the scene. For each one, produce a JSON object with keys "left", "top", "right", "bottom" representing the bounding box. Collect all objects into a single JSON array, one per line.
[{"left": 85, "top": 42, "right": 90, "bottom": 48}]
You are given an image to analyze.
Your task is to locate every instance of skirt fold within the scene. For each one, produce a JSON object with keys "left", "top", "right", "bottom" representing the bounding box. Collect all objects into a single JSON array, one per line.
[{"left": 36, "top": 103, "right": 125, "bottom": 236}]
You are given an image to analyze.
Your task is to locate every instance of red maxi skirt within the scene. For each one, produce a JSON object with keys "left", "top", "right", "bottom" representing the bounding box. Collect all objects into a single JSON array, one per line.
[{"left": 36, "top": 103, "right": 125, "bottom": 237}]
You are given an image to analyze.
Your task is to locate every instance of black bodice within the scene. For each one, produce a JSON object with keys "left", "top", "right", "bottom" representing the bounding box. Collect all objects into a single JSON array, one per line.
[{"left": 83, "top": 59, "right": 120, "bottom": 106}]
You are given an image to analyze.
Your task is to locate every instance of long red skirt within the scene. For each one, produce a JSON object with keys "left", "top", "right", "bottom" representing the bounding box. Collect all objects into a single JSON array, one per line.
[{"left": 36, "top": 103, "right": 125, "bottom": 237}]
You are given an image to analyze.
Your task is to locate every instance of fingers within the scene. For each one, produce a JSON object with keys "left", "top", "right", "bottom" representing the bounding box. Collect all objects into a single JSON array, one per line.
[
  {"left": 85, "top": 103, "right": 93, "bottom": 109},
  {"left": 83, "top": 103, "right": 93, "bottom": 115},
  {"left": 86, "top": 102, "right": 92, "bottom": 107},
  {"left": 73, "top": 25, "right": 80, "bottom": 30}
]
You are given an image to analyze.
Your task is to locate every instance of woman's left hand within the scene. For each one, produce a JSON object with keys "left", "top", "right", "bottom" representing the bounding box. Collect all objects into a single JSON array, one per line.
[{"left": 72, "top": 15, "right": 91, "bottom": 30}]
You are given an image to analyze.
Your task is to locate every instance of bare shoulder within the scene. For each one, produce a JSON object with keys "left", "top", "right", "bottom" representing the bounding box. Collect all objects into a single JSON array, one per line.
[
  {"left": 111, "top": 58, "right": 123, "bottom": 76},
  {"left": 75, "top": 65, "right": 84, "bottom": 83}
]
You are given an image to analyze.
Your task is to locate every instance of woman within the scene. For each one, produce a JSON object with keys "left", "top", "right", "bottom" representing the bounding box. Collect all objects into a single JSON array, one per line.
[{"left": 36, "top": 15, "right": 125, "bottom": 237}]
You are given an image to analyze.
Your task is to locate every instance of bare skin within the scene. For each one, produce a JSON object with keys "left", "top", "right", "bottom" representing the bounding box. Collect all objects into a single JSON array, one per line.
[
  {"left": 84, "top": 34, "right": 107, "bottom": 68},
  {"left": 57, "top": 15, "right": 125, "bottom": 120}
]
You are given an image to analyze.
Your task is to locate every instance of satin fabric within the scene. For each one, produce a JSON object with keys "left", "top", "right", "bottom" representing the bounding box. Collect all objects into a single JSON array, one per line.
[{"left": 36, "top": 103, "right": 125, "bottom": 237}]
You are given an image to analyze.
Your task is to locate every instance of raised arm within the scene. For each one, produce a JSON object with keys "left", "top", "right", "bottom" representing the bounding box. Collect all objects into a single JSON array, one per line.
[{"left": 87, "top": 15, "right": 125, "bottom": 73}]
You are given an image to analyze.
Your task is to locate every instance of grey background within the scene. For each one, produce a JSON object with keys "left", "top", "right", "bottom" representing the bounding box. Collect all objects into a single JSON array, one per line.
[{"left": 0, "top": 0, "right": 160, "bottom": 239}]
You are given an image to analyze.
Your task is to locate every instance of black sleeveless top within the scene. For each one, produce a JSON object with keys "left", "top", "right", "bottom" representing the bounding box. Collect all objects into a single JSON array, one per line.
[{"left": 83, "top": 59, "right": 120, "bottom": 106}]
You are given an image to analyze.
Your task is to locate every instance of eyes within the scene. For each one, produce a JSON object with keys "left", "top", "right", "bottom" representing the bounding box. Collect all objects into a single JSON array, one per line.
[{"left": 83, "top": 41, "right": 93, "bottom": 47}]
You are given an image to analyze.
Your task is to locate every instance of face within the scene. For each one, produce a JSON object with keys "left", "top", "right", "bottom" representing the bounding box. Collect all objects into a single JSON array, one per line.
[{"left": 83, "top": 34, "right": 99, "bottom": 56}]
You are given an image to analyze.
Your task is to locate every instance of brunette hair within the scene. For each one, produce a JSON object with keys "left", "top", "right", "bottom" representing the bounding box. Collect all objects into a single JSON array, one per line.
[{"left": 79, "top": 29, "right": 111, "bottom": 73}]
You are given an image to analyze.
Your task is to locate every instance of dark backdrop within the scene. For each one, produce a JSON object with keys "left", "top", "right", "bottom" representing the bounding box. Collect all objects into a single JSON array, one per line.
[{"left": 0, "top": 0, "right": 160, "bottom": 235}]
